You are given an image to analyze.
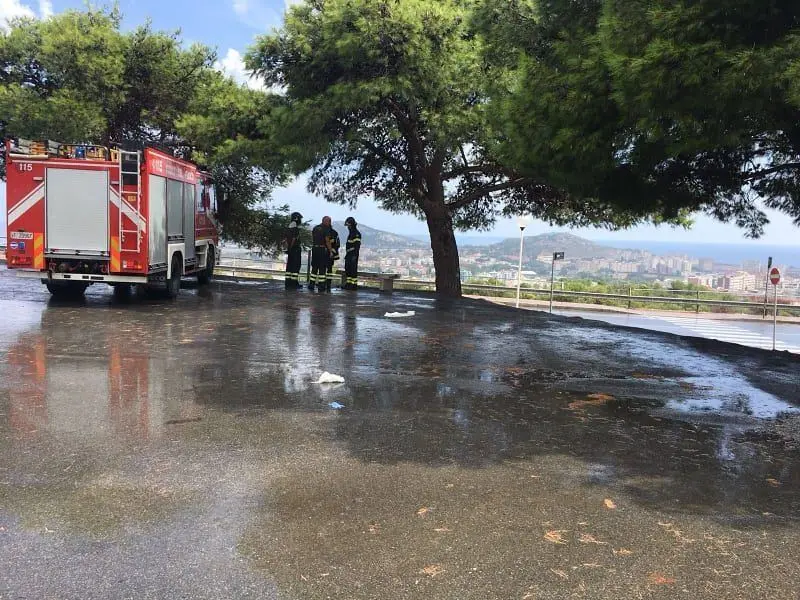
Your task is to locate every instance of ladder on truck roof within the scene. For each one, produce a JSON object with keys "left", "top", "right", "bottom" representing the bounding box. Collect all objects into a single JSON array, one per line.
[{"left": 118, "top": 150, "right": 142, "bottom": 254}]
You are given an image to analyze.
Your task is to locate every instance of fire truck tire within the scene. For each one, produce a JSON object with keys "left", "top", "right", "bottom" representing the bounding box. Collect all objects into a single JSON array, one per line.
[
  {"left": 46, "top": 281, "right": 88, "bottom": 299},
  {"left": 166, "top": 255, "right": 182, "bottom": 299},
  {"left": 112, "top": 284, "right": 133, "bottom": 300},
  {"left": 139, "top": 284, "right": 159, "bottom": 299},
  {"left": 197, "top": 246, "right": 215, "bottom": 285}
]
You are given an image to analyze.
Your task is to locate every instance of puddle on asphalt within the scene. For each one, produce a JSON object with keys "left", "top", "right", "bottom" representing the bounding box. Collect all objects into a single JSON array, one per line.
[
  {"left": 3, "top": 283, "right": 798, "bottom": 527},
  {"left": 228, "top": 280, "right": 267, "bottom": 286},
  {"left": 0, "top": 300, "right": 45, "bottom": 341},
  {"left": 478, "top": 369, "right": 495, "bottom": 382},
  {"left": 585, "top": 463, "right": 616, "bottom": 485},
  {"left": 665, "top": 376, "right": 800, "bottom": 419},
  {"left": 2, "top": 279, "right": 799, "bottom": 600},
  {"left": 525, "top": 324, "right": 799, "bottom": 421}
]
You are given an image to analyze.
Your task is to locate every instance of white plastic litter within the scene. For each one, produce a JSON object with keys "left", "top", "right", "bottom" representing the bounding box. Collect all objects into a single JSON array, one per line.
[
  {"left": 384, "top": 311, "right": 416, "bottom": 318},
  {"left": 328, "top": 402, "right": 345, "bottom": 409},
  {"left": 316, "top": 371, "right": 345, "bottom": 384}
]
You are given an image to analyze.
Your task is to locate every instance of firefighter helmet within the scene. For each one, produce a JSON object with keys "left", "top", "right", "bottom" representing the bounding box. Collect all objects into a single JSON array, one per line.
[{"left": 290, "top": 212, "right": 303, "bottom": 223}]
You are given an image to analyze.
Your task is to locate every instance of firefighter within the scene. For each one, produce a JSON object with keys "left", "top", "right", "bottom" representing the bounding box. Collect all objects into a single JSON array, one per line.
[
  {"left": 284, "top": 211, "right": 303, "bottom": 289},
  {"left": 325, "top": 224, "right": 341, "bottom": 292},
  {"left": 309, "top": 216, "right": 334, "bottom": 291},
  {"left": 344, "top": 217, "right": 362, "bottom": 290}
]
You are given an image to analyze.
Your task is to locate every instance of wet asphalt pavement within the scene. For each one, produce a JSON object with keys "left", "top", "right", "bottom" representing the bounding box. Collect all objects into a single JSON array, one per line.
[
  {"left": 552, "top": 308, "right": 800, "bottom": 354},
  {"left": 1, "top": 270, "right": 799, "bottom": 599}
]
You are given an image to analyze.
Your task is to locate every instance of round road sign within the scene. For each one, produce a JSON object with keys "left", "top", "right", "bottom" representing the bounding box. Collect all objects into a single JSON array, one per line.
[{"left": 769, "top": 267, "right": 781, "bottom": 286}]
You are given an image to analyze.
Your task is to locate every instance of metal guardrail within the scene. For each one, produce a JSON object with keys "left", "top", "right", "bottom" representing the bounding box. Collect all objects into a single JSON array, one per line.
[
  {"left": 216, "top": 264, "right": 285, "bottom": 279},
  {"left": 462, "top": 284, "right": 800, "bottom": 310},
  {"left": 393, "top": 279, "right": 800, "bottom": 315},
  {"left": 454, "top": 282, "right": 800, "bottom": 315},
  {"left": 215, "top": 263, "right": 398, "bottom": 291},
  {"left": 211, "top": 263, "right": 799, "bottom": 313}
]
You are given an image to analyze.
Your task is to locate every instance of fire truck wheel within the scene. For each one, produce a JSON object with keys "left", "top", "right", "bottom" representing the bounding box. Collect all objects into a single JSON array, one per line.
[
  {"left": 166, "top": 255, "right": 182, "bottom": 299},
  {"left": 46, "top": 281, "right": 88, "bottom": 299},
  {"left": 197, "top": 246, "right": 214, "bottom": 285},
  {"left": 112, "top": 284, "right": 133, "bottom": 300}
]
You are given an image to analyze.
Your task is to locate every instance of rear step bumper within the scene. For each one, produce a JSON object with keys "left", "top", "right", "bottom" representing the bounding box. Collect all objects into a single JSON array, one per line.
[{"left": 16, "top": 270, "right": 148, "bottom": 284}]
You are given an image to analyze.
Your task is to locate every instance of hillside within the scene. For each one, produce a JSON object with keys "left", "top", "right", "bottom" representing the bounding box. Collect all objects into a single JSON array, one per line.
[
  {"left": 328, "top": 227, "right": 620, "bottom": 258},
  {"left": 330, "top": 221, "right": 427, "bottom": 249},
  {"left": 219, "top": 225, "right": 617, "bottom": 256},
  {"left": 479, "top": 232, "right": 620, "bottom": 261}
]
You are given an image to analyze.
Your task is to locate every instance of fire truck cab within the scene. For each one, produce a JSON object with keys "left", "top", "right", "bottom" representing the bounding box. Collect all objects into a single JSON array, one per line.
[{"left": 5, "top": 139, "right": 219, "bottom": 298}]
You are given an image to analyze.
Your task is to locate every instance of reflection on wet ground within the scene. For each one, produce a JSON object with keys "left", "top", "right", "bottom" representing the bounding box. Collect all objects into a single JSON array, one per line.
[{"left": 0, "top": 272, "right": 799, "bottom": 599}]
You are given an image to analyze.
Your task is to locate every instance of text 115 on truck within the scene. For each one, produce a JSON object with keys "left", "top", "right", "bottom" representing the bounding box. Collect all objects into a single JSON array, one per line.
[{"left": 5, "top": 139, "right": 220, "bottom": 298}]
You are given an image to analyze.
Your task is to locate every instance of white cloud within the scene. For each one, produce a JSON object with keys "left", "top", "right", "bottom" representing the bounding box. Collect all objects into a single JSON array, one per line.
[
  {"left": 231, "top": 0, "right": 283, "bottom": 30},
  {"left": 215, "top": 48, "right": 266, "bottom": 91},
  {"left": 38, "top": 0, "right": 52, "bottom": 18},
  {"left": 232, "top": 0, "right": 248, "bottom": 17},
  {"left": 1, "top": 0, "right": 55, "bottom": 30},
  {"left": 0, "top": 0, "right": 35, "bottom": 29}
]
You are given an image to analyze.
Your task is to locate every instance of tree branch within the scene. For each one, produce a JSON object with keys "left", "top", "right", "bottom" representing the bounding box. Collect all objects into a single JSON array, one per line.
[
  {"left": 744, "top": 162, "right": 800, "bottom": 181},
  {"left": 442, "top": 162, "right": 520, "bottom": 180},
  {"left": 431, "top": 145, "right": 447, "bottom": 174},
  {"left": 446, "top": 177, "right": 535, "bottom": 211},
  {"left": 459, "top": 144, "right": 470, "bottom": 169},
  {"left": 426, "top": 145, "right": 448, "bottom": 192},
  {"left": 442, "top": 164, "right": 497, "bottom": 179},
  {"left": 383, "top": 96, "right": 427, "bottom": 176},
  {"left": 383, "top": 97, "right": 413, "bottom": 128},
  {"left": 355, "top": 138, "right": 410, "bottom": 181}
]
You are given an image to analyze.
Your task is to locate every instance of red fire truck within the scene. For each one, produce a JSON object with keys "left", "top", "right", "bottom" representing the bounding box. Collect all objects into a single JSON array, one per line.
[{"left": 5, "top": 138, "right": 219, "bottom": 298}]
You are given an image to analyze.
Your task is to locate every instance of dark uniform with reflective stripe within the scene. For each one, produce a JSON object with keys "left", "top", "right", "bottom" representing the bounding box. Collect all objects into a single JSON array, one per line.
[
  {"left": 326, "top": 228, "right": 340, "bottom": 291},
  {"left": 345, "top": 226, "right": 361, "bottom": 289},
  {"left": 284, "top": 221, "right": 302, "bottom": 289},
  {"left": 309, "top": 223, "right": 331, "bottom": 291}
]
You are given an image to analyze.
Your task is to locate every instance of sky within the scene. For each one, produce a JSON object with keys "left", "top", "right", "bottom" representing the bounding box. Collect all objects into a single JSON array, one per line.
[{"left": 1, "top": 0, "right": 799, "bottom": 246}]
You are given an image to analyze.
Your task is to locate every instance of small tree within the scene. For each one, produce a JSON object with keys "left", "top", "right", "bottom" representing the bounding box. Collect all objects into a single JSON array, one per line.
[{"left": 0, "top": 8, "right": 212, "bottom": 164}]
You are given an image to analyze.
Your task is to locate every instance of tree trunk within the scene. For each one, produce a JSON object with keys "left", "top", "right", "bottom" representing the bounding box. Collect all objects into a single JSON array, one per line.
[{"left": 425, "top": 203, "right": 462, "bottom": 298}]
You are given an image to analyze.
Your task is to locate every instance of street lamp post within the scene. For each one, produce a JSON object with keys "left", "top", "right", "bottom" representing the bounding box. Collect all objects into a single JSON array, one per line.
[
  {"left": 550, "top": 251, "right": 565, "bottom": 313},
  {"left": 515, "top": 216, "right": 529, "bottom": 308}
]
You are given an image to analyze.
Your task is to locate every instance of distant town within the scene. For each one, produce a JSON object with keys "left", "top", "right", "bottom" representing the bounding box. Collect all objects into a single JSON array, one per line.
[{"left": 221, "top": 225, "right": 800, "bottom": 300}]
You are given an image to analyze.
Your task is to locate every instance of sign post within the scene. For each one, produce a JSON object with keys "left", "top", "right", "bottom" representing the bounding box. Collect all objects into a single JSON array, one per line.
[
  {"left": 770, "top": 267, "right": 781, "bottom": 351},
  {"left": 515, "top": 217, "right": 530, "bottom": 308},
  {"left": 550, "top": 252, "right": 565, "bottom": 313}
]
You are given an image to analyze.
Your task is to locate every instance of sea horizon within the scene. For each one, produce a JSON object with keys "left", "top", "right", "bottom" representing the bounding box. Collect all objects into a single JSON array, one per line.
[{"left": 593, "top": 240, "right": 799, "bottom": 268}]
